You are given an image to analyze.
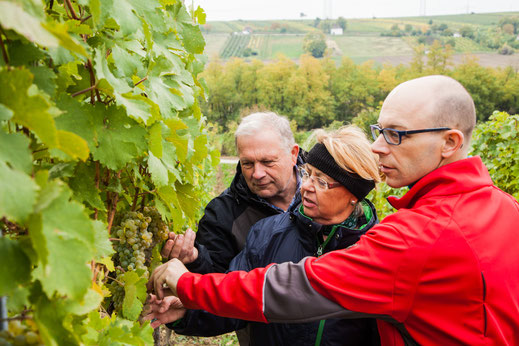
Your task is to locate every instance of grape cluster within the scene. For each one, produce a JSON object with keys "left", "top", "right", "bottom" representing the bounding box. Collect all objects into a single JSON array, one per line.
[
  {"left": 0, "top": 320, "right": 42, "bottom": 346},
  {"left": 112, "top": 208, "right": 169, "bottom": 274},
  {"left": 109, "top": 207, "right": 170, "bottom": 313},
  {"left": 108, "top": 268, "right": 126, "bottom": 312}
]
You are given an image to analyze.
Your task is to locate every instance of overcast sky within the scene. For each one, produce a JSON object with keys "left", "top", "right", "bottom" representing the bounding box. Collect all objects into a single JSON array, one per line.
[{"left": 189, "top": 0, "right": 519, "bottom": 21}]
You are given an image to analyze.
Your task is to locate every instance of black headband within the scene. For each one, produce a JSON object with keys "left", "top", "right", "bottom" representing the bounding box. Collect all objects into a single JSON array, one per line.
[{"left": 306, "top": 143, "right": 375, "bottom": 201}]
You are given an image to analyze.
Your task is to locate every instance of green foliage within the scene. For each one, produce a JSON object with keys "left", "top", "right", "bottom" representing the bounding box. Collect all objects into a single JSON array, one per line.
[
  {"left": 470, "top": 111, "right": 519, "bottom": 200},
  {"left": 0, "top": 0, "right": 215, "bottom": 344},
  {"left": 303, "top": 32, "right": 327, "bottom": 58}
]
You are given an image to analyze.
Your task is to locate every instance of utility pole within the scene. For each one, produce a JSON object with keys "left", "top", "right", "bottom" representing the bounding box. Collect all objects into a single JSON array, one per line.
[
  {"left": 323, "top": 0, "right": 332, "bottom": 19},
  {"left": 420, "top": 0, "right": 426, "bottom": 16}
]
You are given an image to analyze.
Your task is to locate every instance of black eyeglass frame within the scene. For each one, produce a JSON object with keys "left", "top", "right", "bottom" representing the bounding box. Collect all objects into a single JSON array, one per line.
[{"left": 370, "top": 124, "right": 452, "bottom": 145}]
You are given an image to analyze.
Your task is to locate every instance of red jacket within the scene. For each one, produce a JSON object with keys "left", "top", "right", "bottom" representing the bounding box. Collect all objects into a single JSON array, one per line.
[{"left": 178, "top": 157, "right": 519, "bottom": 345}]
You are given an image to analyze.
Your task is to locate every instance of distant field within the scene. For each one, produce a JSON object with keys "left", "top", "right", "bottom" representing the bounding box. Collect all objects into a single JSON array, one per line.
[
  {"left": 267, "top": 35, "right": 305, "bottom": 59},
  {"left": 331, "top": 35, "right": 414, "bottom": 58},
  {"left": 202, "top": 11, "right": 519, "bottom": 67},
  {"left": 403, "top": 12, "right": 515, "bottom": 26},
  {"left": 204, "top": 34, "right": 229, "bottom": 58}
]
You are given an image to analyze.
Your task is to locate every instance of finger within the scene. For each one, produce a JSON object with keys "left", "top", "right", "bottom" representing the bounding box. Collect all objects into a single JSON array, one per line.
[
  {"left": 160, "top": 239, "right": 175, "bottom": 259},
  {"left": 170, "top": 235, "right": 184, "bottom": 259},
  {"left": 181, "top": 229, "right": 196, "bottom": 259},
  {"left": 150, "top": 319, "right": 162, "bottom": 329},
  {"left": 150, "top": 264, "right": 167, "bottom": 296}
]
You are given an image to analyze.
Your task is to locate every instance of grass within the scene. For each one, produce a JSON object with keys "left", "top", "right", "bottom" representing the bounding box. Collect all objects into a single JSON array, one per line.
[
  {"left": 204, "top": 34, "right": 230, "bottom": 58},
  {"left": 267, "top": 35, "right": 305, "bottom": 59},
  {"left": 331, "top": 35, "right": 414, "bottom": 57}
]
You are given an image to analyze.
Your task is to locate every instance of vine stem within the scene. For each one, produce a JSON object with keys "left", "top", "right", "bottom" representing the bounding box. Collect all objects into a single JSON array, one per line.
[
  {"left": 94, "top": 161, "right": 100, "bottom": 220},
  {"left": 107, "top": 171, "right": 122, "bottom": 234},
  {"left": 135, "top": 76, "right": 147, "bottom": 86},
  {"left": 71, "top": 84, "right": 97, "bottom": 97},
  {"left": 64, "top": 0, "right": 79, "bottom": 20},
  {"left": 107, "top": 275, "right": 124, "bottom": 286},
  {"left": 0, "top": 26, "right": 9, "bottom": 66}
]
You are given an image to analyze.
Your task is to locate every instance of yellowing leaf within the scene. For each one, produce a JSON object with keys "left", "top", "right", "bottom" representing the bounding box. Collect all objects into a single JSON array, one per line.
[
  {"left": 57, "top": 130, "right": 90, "bottom": 161},
  {"left": 148, "top": 123, "right": 163, "bottom": 158}
]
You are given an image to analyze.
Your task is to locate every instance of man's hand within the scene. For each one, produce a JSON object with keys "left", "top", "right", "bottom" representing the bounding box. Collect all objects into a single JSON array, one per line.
[
  {"left": 147, "top": 258, "right": 189, "bottom": 299},
  {"left": 143, "top": 294, "right": 186, "bottom": 328},
  {"left": 160, "top": 229, "right": 198, "bottom": 264}
]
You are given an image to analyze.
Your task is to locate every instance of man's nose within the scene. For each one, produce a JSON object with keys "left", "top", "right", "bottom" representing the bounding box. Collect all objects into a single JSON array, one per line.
[
  {"left": 371, "top": 133, "right": 390, "bottom": 155},
  {"left": 252, "top": 163, "right": 267, "bottom": 179}
]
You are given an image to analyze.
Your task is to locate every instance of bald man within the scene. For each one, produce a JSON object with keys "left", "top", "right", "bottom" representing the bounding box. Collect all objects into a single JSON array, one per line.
[{"left": 149, "top": 76, "right": 519, "bottom": 345}]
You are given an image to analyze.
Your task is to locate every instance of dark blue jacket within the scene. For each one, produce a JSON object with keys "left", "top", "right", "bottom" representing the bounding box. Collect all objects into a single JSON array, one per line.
[{"left": 173, "top": 201, "right": 381, "bottom": 346}]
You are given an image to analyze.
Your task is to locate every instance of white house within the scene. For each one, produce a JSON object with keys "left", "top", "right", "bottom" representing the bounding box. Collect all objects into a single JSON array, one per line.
[{"left": 330, "top": 26, "right": 343, "bottom": 35}]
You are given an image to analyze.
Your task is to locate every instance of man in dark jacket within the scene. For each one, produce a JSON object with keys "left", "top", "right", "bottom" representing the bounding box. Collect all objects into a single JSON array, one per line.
[{"left": 160, "top": 112, "right": 304, "bottom": 342}]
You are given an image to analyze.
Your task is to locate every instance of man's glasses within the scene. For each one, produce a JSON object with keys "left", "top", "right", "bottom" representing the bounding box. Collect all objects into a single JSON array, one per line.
[
  {"left": 370, "top": 124, "right": 451, "bottom": 145},
  {"left": 299, "top": 167, "right": 341, "bottom": 191}
]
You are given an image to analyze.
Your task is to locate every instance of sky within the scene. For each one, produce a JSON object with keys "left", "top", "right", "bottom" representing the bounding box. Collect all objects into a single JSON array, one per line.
[{"left": 189, "top": 0, "right": 519, "bottom": 21}]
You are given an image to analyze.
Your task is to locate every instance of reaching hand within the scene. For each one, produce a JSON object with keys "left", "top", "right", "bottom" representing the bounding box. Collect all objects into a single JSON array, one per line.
[
  {"left": 160, "top": 228, "right": 198, "bottom": 264},
  {"left": 147, "top": 258, "right": 189, "bottom": 299},
  {"left": 143, "top": 294, "right": 186, "bottom": 328}
]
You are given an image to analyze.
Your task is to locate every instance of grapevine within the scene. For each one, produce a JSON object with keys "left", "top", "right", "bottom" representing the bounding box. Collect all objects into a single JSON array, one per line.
[{"left": 0, "top": 0, "right": 218, "bottom": 344}]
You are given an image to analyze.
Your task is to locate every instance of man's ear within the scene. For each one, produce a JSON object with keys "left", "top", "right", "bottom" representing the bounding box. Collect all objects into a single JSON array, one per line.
[
  {"left": 441, "top": 129, "right": 464, "bottom": 159},
  {"left": 291, "top": 145, "right": 299, "bottom": 164}
]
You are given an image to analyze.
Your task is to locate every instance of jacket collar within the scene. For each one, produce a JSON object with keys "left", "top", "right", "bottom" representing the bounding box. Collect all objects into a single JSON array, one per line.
[{"left": 388, "top": 156, "right": 493, "bottom": 210}]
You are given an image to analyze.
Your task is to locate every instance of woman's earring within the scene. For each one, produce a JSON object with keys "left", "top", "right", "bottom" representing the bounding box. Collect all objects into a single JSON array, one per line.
[{"left": 350, "top": 200, "right": 357, "bottom": 206}]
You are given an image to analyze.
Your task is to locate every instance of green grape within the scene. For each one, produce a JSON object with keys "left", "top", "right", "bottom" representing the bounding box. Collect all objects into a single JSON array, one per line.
[
  {"left": 13, "top": 334, "right": 26, "bottom": 346},
  {"left": 25, "top": 332, "right": 38, "bottom": 344}
]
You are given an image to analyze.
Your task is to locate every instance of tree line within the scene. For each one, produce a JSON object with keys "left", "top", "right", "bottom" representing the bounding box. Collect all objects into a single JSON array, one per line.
[{"left": 200, "top": 49, "right": 519, "bottom": 132}]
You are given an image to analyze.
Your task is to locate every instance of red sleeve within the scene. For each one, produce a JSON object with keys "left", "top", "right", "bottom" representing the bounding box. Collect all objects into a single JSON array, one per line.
[{"left": 177, "top": 264, "right": 275, "bottom": 323}]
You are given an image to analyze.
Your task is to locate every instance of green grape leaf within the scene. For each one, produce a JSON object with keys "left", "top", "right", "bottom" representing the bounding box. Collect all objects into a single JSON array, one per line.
[
  {"left": 97, "top": 256, "right": 115, "bottom": 272},
  {"left": 120, "top": 271, "right": 147, "bottom": 321},
  {"left": 90, "top": 106, "right": 147, "bottom": 170},
  {"left": 69, "top": 163, "right": 106, "bottom": 211},
  {"left": 180, "top": 23, "right": 205, "bottom": 54},
  {"left": 176, "top": 183, "right": 199, "bottom": 222},
  {"left": 148, "top": 151, "right": 169, "bottom": 187},
  {"left": 0, "top": 130, "right": 33, "bottom": 174},
  {"left": 148, "top": 122, "right": 163, "bottom": 158},
  {"left": 0, "top": 162, "right": 38, "bottom": 223},
  {"left": 0, "top": 1, "right": 59, "bottom": 48},
  {"left": 31, "top": 284, "right": 79, "bottom": 346},
  {"left": 111, "top": 44, "right": 145, "bottom": 77},
  {"left": 119, "top": 92, "right": 161, "bottom": 125},
  {"left": 0, "top": 68, "right": 59, "bottom": 147},
  {"left": 161, "top": 141, "right": 182, "bottom": 183},
  {"left": 0, "top": 237, "right": 31, "bottom": 295},
  {"left": 210, "top": 148, "right": 221, "bottom": 167},
  {"left": 67, "top": 288, "right": 104, "bottom": 316},
  {"left": 193, "top": 134, "right": 208, "bottom": 163},
  {"left": 92, "top": 220, "right": 114, "bottom": 259},
  {"left": 6, "top": 285, "right": 30, "bottom": 313},
  {"left": 28, "top": 65, "right": 57, "bottom": 97},
  {"left": 6, "top": 39, "right": 46, "bottom": 66},
  {"left": 43, "top": 21, "right": 88, "bottom": 57},
  {"left": 0, "top": 104, "right": 13, "bottom": 120},
  {"left": 157, "top": 186, "right": 183, "bottom": 232},
  {"left": 31, "top": 180, "right": 96, "bottom": 300},
  {"left": 194, "top": 6, "right": 206, "bottom": 24}
]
